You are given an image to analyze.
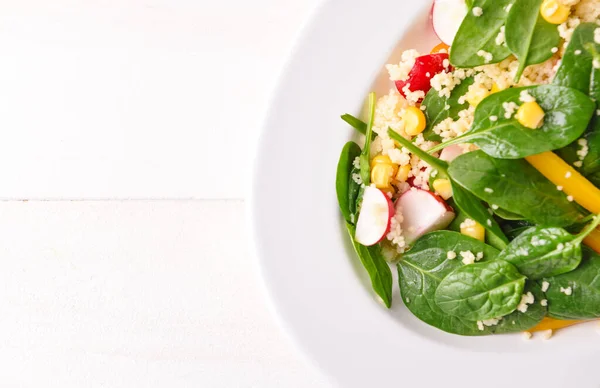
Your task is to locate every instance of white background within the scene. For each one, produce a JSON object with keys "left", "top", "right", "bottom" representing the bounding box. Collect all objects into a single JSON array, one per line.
[{"left": 0, "top": 0, "right": 329, "bottom": 386}]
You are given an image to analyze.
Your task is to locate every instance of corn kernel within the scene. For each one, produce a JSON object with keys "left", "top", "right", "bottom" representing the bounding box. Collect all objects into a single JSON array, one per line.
[
  {"left": 371, "top": 163, "right": 395, "bottom": 190},
  {"left": 396, "top": 165, "right": 411, "bottom": 182},
  {"left": 516, "top": 101, "right": 545, "bottom": 129},
  {"left": 465, "top": 85, "right": 491, "bottom": 107},
  {"left": 430, "top": 42, "right": 450, "bottom": 54},
  {"left": 540, "top": 0, "right": 570, "bottom": 24},
  {"left": 432, "top": 179, "right": 453, "bottom": 200},
  {"left": 490, "top": 83, "right": 502, "bottom": 94},
  {"left": 371, "top": 155, "right": 399, "bottom": 177},
  {"left": 403, "top": 107, "right": 427, "bottom": 137},
  {"left": 461, "top": 221, "right": 486, "bottom": 242}
]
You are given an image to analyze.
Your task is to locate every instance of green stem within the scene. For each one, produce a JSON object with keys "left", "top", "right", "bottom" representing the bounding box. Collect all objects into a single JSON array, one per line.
[
  {"left": 341, "top": 114, "right": 377, "bottom": 140},
  {"left": 426, "top": 135, "right": 471, "bottom": 154},
  {"left": 360, "top": 93, "right": 377, "bottom": 185},
  {"left": 574, "top": 215, "right": 600, "bottom": 244},
  {"left": 387, "top": 128, "right": 449, "bottom": 173}
]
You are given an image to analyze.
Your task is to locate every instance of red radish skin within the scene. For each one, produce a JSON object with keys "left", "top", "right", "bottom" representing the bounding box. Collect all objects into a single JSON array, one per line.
[
  {"left": 355, "top": 187, "right": 395, "bottom": 246},
  {"left": 432, "top": 0, "right": 469, "bottom": 46},
  {"left": 396, "top": 188, "right": 455, "bottom": 245},
  {"left": 395, "top": 54, "right": 452, "bottom": 102}
]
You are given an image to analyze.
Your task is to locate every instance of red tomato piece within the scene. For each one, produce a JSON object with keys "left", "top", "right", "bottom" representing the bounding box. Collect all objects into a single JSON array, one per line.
[{"left": 395, "top": 53, "right": 452, "bottom": 102}]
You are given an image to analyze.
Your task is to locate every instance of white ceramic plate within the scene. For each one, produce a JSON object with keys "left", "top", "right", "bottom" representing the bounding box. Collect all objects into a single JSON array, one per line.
[{"left": 249, "top": 1, "right": 600, "bottom": 386}]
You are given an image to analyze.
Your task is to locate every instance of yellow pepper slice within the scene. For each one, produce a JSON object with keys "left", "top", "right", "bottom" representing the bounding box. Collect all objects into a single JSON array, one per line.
[
  {"left": 529, "top": 317, "right": 586, "bottom": 332},
  {"left": 526, "top": 152, "right": 600, "bottom": 214}
]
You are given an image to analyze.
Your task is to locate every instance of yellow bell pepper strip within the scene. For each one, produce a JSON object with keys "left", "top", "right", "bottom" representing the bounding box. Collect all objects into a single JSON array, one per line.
[
  {"left": 525, "top": 152, "right": 600, "bottom": 214},
  {"left": 529, "top": 317, "right": 587, "bottom": 332},
  {"left": 583, "top": 227, "right": 600, "bottom": 253}
]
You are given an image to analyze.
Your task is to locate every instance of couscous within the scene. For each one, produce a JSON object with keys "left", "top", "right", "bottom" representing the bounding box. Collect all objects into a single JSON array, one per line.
[{"left": 336, "top": 0, "right": 600, "bottom": 337}]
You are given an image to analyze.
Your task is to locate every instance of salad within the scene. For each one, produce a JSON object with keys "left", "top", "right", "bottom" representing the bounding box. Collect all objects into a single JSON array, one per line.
[{"left": 336, "top": 0, "right": 600, "bottom": 338}]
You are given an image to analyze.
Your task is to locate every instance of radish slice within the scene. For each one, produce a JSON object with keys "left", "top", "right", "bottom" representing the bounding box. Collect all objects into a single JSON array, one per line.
[
  {"left": 395, "top": 53, "right": 451, "bottom": 101},
  {"left": 432, "top": 0, "right": 469, "bottom": 46},
  {"left": 397, "top": 188, "right": 455, "bottom": 245},
  {"left": 439, "top": 144, "right": 465, "bottom": 163},
  {"left": 355, "top": 187, "right": 395, "bottom": 246}
]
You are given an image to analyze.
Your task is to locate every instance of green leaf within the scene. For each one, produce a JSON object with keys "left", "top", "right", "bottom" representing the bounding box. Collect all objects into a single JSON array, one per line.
[
  {"left": 554, "top": 24, "right": 600, "bottom": 177},
  {"left": 422, "top": 77, "right": 475, "bottom": 141},
  {"left": 465, "top": 0, "right": 475, "bottom": 8},
  {"left": 505, "top": 0, "right": 560, "bottom": 82},
  {"left": 398, "top": 231, "right": 499, "bottom": 335},
  {"left": 494, "top": 207, "right": 525, "bottom": 221},
  {"left": 336, "top": 142, "right": 362, "bottom": 224},
  {"left": 497, "top": 217, "right": 600, "bottom": 280},
  {"left": 545, "top": 247, "right": 600, "bottom": 320},
  {"left": 553, "top": 23, "right": 600, "bottom": 97},
  {"left": 492, "top": 281, "right": 546, "bottom": 334},
  {"left": 398, "top": 231, "right": 544, "bottom": 335},
  {"left": 435, "top": 260, "right": 526, "bottom": 321},
  {"left": 346, "top": 223, "right": 393, "bottom": 308},
  {"left": 448, "top": 150, "right": 583, "bottom": 226},
  {"left": 428, "top": 85, "right": 596, "bottom": 159},
  {"left": 450, "top": 0, "right": 517, "bottom": 67}
]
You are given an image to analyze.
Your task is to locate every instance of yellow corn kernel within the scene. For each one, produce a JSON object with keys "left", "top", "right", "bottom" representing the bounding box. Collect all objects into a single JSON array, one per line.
[
  {"left": 465, "top": 85, "right": 491, "bottom": 107},
  {"left": 403, "top": 107, "right": 427, "bottom": 137},
  {"left": 526, "top": 152, "right": 600, "bottom": 215},
  {"left": 584, "top": 227, "right": 600, "bottom": 254},
  {"left": 432, "top": 179, "right": 453, "bottom": 200},
  {"left": 371, "top": 163, "right": 395, "bottom": 190},
  {"left": 530, "top": 317, "right": 586, "bottom": 333},
  {"left": 540, "top": 0, "right": 570, "bottom": 24},
  {"left": 371, "top": 155, "right": 399, "bottom": 177},
  {"left": 461, "top": 220, "right": 485, "bottom": 242},
  {"left": 516, "top": 101, "right": 545, "bottom": 129},
  {"left": 396, "top": 164, "right": 411, "bottom": 182},
  {"left": 490, "top": 83, "right": 502, "bottom": 94}
]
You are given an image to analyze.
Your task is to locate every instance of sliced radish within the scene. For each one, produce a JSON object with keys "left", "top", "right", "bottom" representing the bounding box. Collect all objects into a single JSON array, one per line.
[
  {"left": 439, "top": 144, "right": 465, "bottom": 163},
  {"left": 355, "top": 187, "right": 395, "bottom": 246},
  {"left": 395, "top": 53, "right": 451, "bottom": 101},
  {"left": 432, "top": 0, "right": 469, "bottom": 46},
  {"left": 397, "top": 188, "right": 455, "bottom": 245}
]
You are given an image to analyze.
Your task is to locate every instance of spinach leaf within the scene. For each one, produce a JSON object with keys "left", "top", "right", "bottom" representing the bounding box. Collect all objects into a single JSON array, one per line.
[
  {"left": 554, "top": 24, "right": 600, "bottom": 176},
  {"left": 359, "top": 93, "right": 376, "bottom": 185},
  {"left": 422, "top": 77, "right": 475, "bottom": 142},
  {"left": 346, "top": 223, "right": 393, "bottom": 308},
  {"left": 450, "top": 0, "right": 517, "bottom": 67},
  {"left": 389, "top": 129, "right": 508, "bottom": 247},
  {"left": 448, "top": 150, "right": 583, "bottom": 226},
  {"left": 496, "top": 216, "right": 600, "bottom": 280},
  {"left": 398, "top": 231, "right": 544, "bottom": 335},
  {"left": 554, "top": 23, "right": 600, "bottom": 96},
  {"left": 492, "top": 281, "right": 546, "bottom": 334},
  {"left": 336, "top": 142, "right": 362, "bottom": 224},
  {"left": 465, "top": 0, "right": 474, "bottom": 8},
  {"left": 545, "top": 247, "right": 600, "bottom": 320},
  {"left": 505, "top": 0, "right": 560, "bottom": 82},
  {"left": 428, "top": 85, "right": 596, "bottom": 159},
  {"left": 340, "top": 114, "right": 377, "bottom": 141},
  {"left": 435, "top": 260, "right": 526, "bottom": 321},
  {"left": 398, "top": 231, "right": 498, "bottom": 335},
  {"left": 494, "top": 207, "right": 525, "bottom": 221}
]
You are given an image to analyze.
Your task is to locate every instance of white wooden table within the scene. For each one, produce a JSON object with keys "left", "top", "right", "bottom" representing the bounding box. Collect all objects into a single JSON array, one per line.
[{"left": 0, "top": 1, "right": 329, "bottom": 386}]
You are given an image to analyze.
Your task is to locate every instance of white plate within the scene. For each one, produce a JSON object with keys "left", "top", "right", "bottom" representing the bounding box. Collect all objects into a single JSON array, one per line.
[{"left": 249, "top": 1, "right": 600, "bottom": 386}]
